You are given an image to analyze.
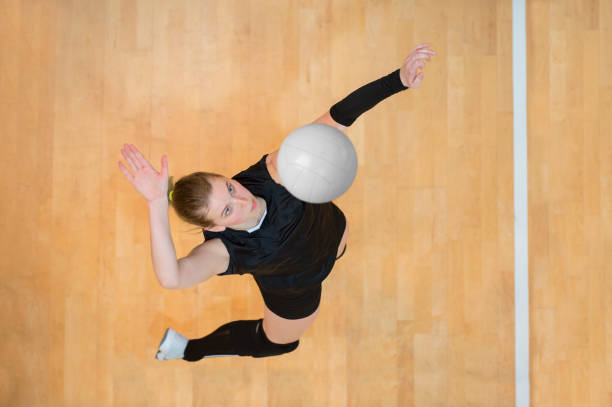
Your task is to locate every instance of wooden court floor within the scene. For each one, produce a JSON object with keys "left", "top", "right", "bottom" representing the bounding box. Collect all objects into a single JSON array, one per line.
[{"left": 0, "top": 0, "right": 609, "bottom": 406}]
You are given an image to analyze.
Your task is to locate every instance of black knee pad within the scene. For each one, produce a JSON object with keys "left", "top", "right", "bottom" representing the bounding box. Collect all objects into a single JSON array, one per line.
[{"left": 231, "top": 319, "right": 299, "bottom": 358}]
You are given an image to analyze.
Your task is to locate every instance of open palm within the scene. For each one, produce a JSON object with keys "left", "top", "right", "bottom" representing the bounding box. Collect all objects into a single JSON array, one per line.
[{"left": 118, "top": 144, "right": 169, "bottom": 204}]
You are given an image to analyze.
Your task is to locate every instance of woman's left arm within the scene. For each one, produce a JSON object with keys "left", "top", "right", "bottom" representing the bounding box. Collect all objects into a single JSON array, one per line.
[{"left": 323, "top": 43, "right": 437, "bottom": 128}]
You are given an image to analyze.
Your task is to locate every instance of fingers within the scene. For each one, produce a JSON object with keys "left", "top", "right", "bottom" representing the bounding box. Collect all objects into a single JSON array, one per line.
[
  {"left": 410, "top": 60, "right": 425, "bottom": 71},
  {"left": 406, "top": 59, "right": 426, "bottom": 79},
  {"left": 121, "top": 143, "right": 153, "bottom": 174},
  {"left": 404, "top": 45, "right": 435, "bottom": 78},
  {"left": 406, "top": 51, "right": 435, "bottom": 63},
  {"left": 404, "top": 54, "right": 433, "bottom": 71},
  {"left": 411, "top": 71, "right": 424, "bottom": 88},
  {"left": 413, "top": 43, "right": 436, "bottom": 53},
  {"left": 121, "top": 145, "right": 139, "bottom": 172},
  {"left": 411, "top": 49, "right": 436, "bottom": 56},
  {"left": 161, "top": 155, "right": 168, "bottom": 178},
  {"left": 118, "top": 161, "right": 136, "bottom": 186},
  {"left": 126, "top": 144, "right": 147, "bottom": 170},
  {"left": 406, "top": 44, "right": 436, "bottom": 64}
]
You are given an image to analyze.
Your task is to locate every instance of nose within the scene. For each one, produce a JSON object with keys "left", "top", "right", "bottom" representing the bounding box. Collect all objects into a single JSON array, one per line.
[{"left": 235, "top": 195, "right": 249, "bottom": 209}]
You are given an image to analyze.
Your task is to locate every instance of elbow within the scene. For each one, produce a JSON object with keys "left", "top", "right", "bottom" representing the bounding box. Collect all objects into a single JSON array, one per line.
[
  {"left": 327, "top": 109, "right": 349, "bottom": 131},
  {"left": 160, "top": 277, "right": 180, "bottom": 290},
  {"left": 158, "top": 263, "right": 181, "bottom": 289},
  {"left": 313, "top": 110, "right": 348, "bottom": 132}
]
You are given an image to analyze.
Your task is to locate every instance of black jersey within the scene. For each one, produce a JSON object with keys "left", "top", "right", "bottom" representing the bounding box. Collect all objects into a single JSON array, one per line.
[{"left": 203, "top": 154, "right": 346, "bottom": 296}]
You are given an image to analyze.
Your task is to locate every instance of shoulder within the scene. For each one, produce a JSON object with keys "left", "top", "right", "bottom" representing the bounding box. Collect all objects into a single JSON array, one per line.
[
  {"left": 204, "top": 237, "right": 230, "bottom": 263},
  {"left": 180, "top": 237, "right": 231, "bottom": 280},
  {"left": 265, "top": 149, "right": 282, "bottom": 184},
  {"left": 266, "top": 149, "right": 279, "bottom": 169}
]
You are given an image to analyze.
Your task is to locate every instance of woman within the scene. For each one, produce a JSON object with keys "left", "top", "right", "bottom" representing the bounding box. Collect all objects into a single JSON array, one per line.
[{"left": 118, "top": 44, "right": 436, "bottom": 362}]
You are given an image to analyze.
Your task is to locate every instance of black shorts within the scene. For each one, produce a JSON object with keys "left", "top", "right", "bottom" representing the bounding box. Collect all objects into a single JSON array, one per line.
[{"left": 259, "top": 244, "right": 347, "bottom": 320}]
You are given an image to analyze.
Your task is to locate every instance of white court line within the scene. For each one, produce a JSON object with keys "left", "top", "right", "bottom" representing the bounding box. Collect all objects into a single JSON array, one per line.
[{"left": 513, "top": 0, "right": 530, "bottom": 406}]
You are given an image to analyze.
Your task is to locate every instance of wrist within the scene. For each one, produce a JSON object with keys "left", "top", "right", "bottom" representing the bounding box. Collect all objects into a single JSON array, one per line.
[
  {"left": 148, "top": 197, "right": 169, "bottom": 209},
  {"left": 397, "top": 69, "right": 410, "bottom": 89}
]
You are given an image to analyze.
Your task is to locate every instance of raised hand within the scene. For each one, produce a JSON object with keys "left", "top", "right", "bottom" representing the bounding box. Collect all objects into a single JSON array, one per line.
[
  {"left": 118, "top": 143, "right": 169, "bottom": 204},
  {"left": 399, "top": 43, "right": 437, "bottom": 89}
]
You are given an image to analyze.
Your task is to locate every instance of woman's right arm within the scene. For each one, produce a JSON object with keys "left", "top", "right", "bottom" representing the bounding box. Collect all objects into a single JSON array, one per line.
[
  {"left": 118, "top": 143, "right": 179, "bottom": 289},
  {"left": 148, "top": 198, "right": 180, "bottom": 289}
]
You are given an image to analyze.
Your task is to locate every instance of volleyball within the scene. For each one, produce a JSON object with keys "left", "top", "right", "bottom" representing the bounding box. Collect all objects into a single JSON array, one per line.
[{"left": 277, "top": 123, "right": 358, "bottom": 203}]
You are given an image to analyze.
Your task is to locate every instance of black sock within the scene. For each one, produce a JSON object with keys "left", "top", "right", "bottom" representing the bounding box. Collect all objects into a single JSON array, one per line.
[
  {"left": 183, "top": 320, "right": 246, "bottom": 361},
  {"left": 183, "top": 319, "right": 299, "bottom": 361}
]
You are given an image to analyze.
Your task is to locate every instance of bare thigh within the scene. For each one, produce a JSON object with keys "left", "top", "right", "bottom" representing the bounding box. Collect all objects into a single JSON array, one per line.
[
  {"left": 262, "top": 220, "right": 350, "bottom": 345},
  {"left": 262, "top": 302, "right": 320, "bottom": 344}
]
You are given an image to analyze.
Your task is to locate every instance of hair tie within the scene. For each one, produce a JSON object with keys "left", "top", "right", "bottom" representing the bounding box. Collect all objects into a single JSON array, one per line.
[{"left": 169, "top": 190, "right": 174, "bottom": 202}]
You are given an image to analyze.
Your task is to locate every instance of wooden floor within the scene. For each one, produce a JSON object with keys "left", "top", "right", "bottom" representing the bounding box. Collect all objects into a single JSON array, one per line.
[{"left": 0, "top": 0, "right": 609, "bottom": 406}]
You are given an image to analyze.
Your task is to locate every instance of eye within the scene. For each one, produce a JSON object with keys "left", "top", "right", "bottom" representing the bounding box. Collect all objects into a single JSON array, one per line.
[{"left": 224, "top": 183, "right": 234, "bottom": 216}]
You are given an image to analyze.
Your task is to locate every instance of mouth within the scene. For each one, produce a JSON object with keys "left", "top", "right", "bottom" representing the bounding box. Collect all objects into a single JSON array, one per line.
[{"left": 251, "top": 198, "right": 256, "bottom": 212}]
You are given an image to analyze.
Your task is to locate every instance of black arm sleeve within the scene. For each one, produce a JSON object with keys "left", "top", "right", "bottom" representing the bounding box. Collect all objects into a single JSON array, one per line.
[{"left": 329, "top": 69, "right": 409, "bottom": 127}]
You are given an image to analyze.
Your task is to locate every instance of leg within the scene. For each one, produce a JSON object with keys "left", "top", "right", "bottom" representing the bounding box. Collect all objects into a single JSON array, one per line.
[
  {"left": 176, "top": 284, "right": 322, "bottom": 362},
  {"left": 178, "top": 282, "right": 323, "bottom": 361},
  {"left": 159, "top": 298, "right": 320, "bottom": 362},
  {"left": 262, "top": 300, "right": 320, "bottom": 344},
  {"left": 180, "top": 318, "right": 300, "bottom": 361}
]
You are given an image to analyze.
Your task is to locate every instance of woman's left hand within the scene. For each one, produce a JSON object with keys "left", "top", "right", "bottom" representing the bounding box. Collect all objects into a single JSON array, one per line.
[{"left": 399, "top": 43, "right": 437, "bottom": 88}]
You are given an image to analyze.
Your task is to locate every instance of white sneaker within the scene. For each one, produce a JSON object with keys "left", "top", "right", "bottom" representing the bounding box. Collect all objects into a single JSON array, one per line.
[{"left": 156, "top": 328, "right": 188, "bottom": 360}]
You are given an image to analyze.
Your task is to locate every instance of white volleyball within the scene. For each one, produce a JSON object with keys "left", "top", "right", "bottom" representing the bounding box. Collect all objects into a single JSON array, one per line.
[{"left": 277, "top": 123, "right": 358, "bottom": 203}]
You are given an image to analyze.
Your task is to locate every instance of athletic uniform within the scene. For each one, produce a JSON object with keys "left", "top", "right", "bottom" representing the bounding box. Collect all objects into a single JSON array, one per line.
[{"left": 203, "top": 153, "right": 347, "bottom": 320}]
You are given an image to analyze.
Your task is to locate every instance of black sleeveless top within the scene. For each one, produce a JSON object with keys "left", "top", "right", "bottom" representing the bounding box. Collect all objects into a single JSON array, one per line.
[{"left": 203, "top": 154, "right": 346, "bottom": 296}]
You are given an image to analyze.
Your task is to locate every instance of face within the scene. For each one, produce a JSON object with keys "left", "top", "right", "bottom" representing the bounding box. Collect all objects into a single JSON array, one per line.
[{"left": 205, "top": 177, "right": 259, "bottom": 231}]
